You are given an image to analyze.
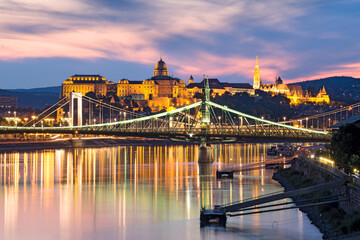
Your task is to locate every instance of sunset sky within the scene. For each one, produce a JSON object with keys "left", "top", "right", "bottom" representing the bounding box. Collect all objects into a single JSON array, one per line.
[{"left": 0, "top": 0, "right": 359, "bottom": 89}]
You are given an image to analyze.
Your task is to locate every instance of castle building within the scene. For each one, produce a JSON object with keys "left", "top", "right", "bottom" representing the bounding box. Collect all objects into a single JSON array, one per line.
[
  {"left": 254, "top": 57, "right": 330, "bottom": 105},
  {"left": 62, "top": 74, "right": 110, "bottom": 97},
  {"left": 187, "top": 78, "right": 255, "bottom": 97},
  {"left": 60, "top": 57, "right": 257, "bottom": 114},
  {"left": 61, "top": 58, "right": 194, "bottom": 112}
]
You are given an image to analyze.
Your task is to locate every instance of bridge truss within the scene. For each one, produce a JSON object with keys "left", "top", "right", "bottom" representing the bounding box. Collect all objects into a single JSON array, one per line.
[{"left": 0, "top": 98, "right": 331, "bottom": 143}]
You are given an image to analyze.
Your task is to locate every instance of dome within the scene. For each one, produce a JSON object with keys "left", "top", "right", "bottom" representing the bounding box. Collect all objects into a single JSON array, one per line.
[{"left": 153, "top": 58, "right": 169, "bottom": 76}]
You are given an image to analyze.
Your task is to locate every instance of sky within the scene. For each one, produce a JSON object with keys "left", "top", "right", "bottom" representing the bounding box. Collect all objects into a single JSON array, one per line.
[{"left": 0, "top": 0, "right": 360, "bottom": 89}]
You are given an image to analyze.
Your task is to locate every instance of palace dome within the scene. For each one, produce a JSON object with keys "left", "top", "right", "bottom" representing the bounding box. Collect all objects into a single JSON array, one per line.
[{"left": 153, "top": 58, "right": 169, "bottom": 76}]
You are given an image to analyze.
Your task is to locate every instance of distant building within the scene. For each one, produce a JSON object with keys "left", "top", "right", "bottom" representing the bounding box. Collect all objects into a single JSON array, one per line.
[
  {"left": 253, "top": 56, "right": 261, "bottom": 89},
  {"left": 62, "top": 74, "right": 110, "bottom": 97},
  {"left": 187, "top": 78, "right": 255, "bottom": 97},
  {"left": 0, "top": 96, "right": 17, "bottom": 108},
  {"left": 60, "top": 58, "right": 255, "bottom": 113},
  {"left": 254, "top": 57, "right": 330, "bottom": 105}
]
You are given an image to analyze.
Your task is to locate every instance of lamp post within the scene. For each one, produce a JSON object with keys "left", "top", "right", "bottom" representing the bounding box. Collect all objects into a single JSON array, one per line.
[
  {"left": 306, "top": 117, "right": 308, "bottom": 129},
  {"left": 14, "top": 111, "right": 17, "bottom": 126}
]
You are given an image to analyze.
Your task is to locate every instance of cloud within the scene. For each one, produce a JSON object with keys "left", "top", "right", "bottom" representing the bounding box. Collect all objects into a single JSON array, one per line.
[
  {"left": 288, "top": 62, "right": 360, "bottom": 82},
  {"left": 0, "top": 0, "right": 358, "bottom": 86},
  {"left": 171, "top": 51, "right": 294, "bottom": 81}
]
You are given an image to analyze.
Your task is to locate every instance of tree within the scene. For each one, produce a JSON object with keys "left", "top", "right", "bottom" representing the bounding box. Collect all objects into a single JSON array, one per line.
[
  {"left": 143, "top": 106, "right": 152, "bottom": 114},
  {"left": 193, "top": 92, "right": 202, "bottom": 99},
  {"left": 330, "top": 123, "right": 360, "bottom": 173}
]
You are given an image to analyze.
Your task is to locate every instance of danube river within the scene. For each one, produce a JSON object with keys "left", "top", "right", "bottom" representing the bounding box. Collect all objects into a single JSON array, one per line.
[{"left": 0, "top": 142, "right": 322, "bottom": 240}]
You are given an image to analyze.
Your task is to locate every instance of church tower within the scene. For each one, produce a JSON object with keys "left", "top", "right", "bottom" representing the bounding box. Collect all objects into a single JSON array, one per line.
[{"left": 253, "top": 56, "right": 261, "bottom": 89}]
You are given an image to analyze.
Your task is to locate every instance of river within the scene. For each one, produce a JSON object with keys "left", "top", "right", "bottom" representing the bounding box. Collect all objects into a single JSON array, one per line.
[{"left": 0, "top": 142, "right": 323, "bottom": 239}]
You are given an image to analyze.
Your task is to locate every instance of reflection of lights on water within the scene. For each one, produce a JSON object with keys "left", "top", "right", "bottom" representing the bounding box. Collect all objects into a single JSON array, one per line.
[{"left": 0, "top": 143, "right": 319, "bottom": 235}]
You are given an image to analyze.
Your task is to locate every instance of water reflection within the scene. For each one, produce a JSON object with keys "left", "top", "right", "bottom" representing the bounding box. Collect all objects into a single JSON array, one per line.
[{"left": 0, "top": 143, "right": 322, "bottom": 240}]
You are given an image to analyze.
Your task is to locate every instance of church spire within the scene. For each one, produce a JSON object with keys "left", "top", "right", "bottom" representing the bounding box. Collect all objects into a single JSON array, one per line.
[{"left": 253, "top": 56, "right": 261, "bottom": 89}]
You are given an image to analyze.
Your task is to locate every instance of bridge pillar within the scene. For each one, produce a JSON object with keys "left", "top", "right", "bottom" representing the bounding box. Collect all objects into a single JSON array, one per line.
[
  {"left": 69, "top": 92, "right": 83, "bottom": 127},
  {"left": 198, "top": 142, "right": 213, "bottom": 163},
  {"left": 198, "top": 76, "right": 213, "bottom": 163}
]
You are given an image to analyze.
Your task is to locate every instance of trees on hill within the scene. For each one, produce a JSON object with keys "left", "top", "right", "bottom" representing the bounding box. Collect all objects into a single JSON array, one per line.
[{"left": 330, "top": 123, "right": 360, "bottom": 174}]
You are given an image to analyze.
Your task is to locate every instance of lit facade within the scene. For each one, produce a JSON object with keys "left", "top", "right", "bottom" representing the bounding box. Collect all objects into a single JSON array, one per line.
[
  {"left": 187, "top": 78, "right": 255, "bottom": 97},
  {"left": 254, "top": 57, "right": 330, "bottom": 105},
  {"left": 253, "top": 56, "right": 261, "bottom": 89},
  {"left": 60, "top": 58, "right": 256, "bottom": 112},
  {"left": 62, "top": 75, "right": 109, "bottom": 97}
]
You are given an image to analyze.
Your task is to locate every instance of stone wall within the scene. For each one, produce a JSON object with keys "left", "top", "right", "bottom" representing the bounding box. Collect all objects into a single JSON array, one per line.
[{"left": 292, "top": 157, "right": 360, "bottom": 213}]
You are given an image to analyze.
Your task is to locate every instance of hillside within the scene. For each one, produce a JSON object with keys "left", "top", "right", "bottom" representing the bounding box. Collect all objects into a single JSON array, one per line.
[
  {"left": 292, "top": 76, "right": 360, "bottom": 103},
  {"left": 0, "top": 86, "right": 61, "bottom": 109},
  {"left": 9, "top": 86, "right": 61, "bottom": 93}
]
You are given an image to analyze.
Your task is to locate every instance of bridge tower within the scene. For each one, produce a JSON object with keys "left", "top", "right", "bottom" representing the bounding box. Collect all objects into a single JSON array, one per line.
[
  {"left": 199, "top": 76, "right": 213, "bottom": 163},
  {"left": 69, "top": 92, "right": 83, "bottom": 127},
  {"left": 201, "top": 75, "right": 210, "bottom": 126}
]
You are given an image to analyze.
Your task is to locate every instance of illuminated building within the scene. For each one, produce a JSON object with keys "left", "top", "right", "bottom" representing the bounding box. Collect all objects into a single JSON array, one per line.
[
  {"left": 116, "top": 58, "right": 192, "bottom": 111},
  {"left": 254, "top": 57, "right": 330, "bottom": 105},
  {"left": 253, "top": 56, "right": 261, "bottom": 89},
  {"left": 187, "top": 78, "right": 255, "bottom": 97},
  {"left": 62, "top": 75, "right": 110, "bottom": 97},
  {"left": 60, "top": 58, "right": 255, "bottom": 113},
  {"left": 117, "top": 79, "right": 158, "bottom": 100}
]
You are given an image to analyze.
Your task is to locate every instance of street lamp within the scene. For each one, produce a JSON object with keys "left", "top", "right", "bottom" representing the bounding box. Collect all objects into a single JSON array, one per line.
[
  {"left": 14, "top": 111, "right": 17, "bottom": 126},
  {"left": 306, "top": 117, "right": 308, "bottom": 129}
]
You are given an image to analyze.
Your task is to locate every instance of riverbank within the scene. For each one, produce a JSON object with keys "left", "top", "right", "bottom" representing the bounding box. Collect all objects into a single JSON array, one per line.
[
  {"left": 273, "top": 161, "right": 360, "bottom": 239},
  {"left": 0, "top": 137, "right": 195, "bottom": 152},
  {"left": 273, "top": 168, "right": 338, "bottom": 239}
]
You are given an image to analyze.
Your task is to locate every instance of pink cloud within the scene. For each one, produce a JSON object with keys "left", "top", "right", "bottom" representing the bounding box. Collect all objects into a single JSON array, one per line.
[
  {"left": 170, "top": 52, "right": 294, "bottom": 82},
  {"left": 1, "top": 0, "right": 355, "bottom": 86},
  {"left": 287, "top": 62, "right": 360, "bottom": 83}
]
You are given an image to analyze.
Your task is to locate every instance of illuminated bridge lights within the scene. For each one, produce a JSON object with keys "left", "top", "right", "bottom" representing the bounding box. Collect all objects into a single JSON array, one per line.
[{"left": 0, "top": 100, "right": 331, "bottom": 142}]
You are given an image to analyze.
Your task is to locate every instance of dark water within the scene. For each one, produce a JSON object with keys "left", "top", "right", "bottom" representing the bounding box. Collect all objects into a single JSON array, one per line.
[{"left": 0, "top": 143, "right": 322, "bottom": 239}]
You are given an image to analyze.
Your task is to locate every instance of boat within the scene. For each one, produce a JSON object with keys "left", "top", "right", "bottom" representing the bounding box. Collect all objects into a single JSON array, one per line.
[
  {"left": 267, "top": 144, "right": 294, "bottom": 157},
  {"left": 267, "top": 146, "right": 278, "bottom": 156},
  {"left": 277, "top": 145, "right": 294, "bottom": 157}
]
